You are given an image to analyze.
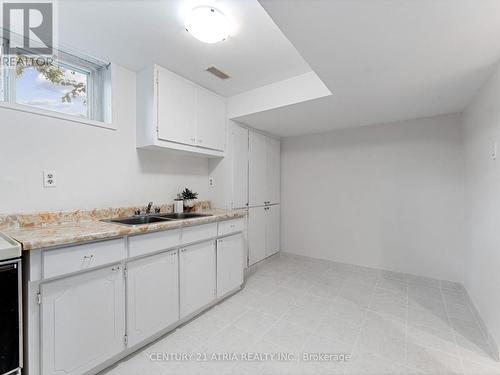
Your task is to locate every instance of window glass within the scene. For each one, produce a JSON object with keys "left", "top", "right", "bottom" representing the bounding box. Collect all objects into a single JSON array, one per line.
[{"left": 15, "top": 60, "right": 89, "bottom": 118}]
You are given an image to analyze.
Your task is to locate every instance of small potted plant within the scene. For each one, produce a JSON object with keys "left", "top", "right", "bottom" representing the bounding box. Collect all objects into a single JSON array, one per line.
[{"left": 180, "top": 188, "right": 199, "bottom": 212}]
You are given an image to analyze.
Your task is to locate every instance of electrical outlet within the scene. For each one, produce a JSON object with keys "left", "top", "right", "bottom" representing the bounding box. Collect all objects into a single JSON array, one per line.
[
  {"left": 43, "top": 170, "right": 57, "bottom": 188},
  {"left": 209, "top": 177, "right": 215, "bottom": 187}
]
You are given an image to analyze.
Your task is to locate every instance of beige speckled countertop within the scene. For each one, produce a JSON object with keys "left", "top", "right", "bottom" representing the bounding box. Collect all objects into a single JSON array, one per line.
[{"left": 0, "top": 203, "right": 246, "bottom": 251}]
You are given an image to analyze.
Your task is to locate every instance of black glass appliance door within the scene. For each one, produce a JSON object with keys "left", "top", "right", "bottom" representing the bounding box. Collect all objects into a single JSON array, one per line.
[{"left": 0, "top": 260, "right": 21, "bottom": 375}]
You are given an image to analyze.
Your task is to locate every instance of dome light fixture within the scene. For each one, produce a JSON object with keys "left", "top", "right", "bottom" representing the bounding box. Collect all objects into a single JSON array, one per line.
[{"left": 184, "top": 5, "right": 232, "bottom": 44}]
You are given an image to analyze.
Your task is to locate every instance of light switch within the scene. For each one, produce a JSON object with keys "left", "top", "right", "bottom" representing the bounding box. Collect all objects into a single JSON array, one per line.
[
  {"left": 43, "top": 170, "right": 57, "bottom": 188},
  {"left": 492, "top": 141, "right": 498, "bottom": 160}
]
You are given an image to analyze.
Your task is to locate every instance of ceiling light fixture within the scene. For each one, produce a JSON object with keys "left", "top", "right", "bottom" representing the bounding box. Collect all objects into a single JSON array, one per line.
[{"left": 184, "top": 5, "right": 232, "bottom": 44}]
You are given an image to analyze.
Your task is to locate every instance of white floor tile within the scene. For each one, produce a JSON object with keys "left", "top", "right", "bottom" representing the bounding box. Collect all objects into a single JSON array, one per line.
[
  {"left": 233, "top": 309, "right": 279, "bottom": 337},
  {"left": 101, "top": 255, "right": 499, "bottom": 375},
  {"left": 362, "top": 310, "right": 406, "bottom": 338},
  {"left": 315, "top": 314, "right": 361, "bottom": 346},
  {"left": 354, "top": 329, "right": 406, "bottom": 364},
  {"left": 406, "top": 342, "right": 464, "bottom": 374},
  {"left": 346, "top": 351, "right": 412, "bottom": 375},
  {"left": 261, "top": 319, "right": 313, "bottom": 352},
  {"left": 406, "top": 324, "right": 458, "bottom": 357}
]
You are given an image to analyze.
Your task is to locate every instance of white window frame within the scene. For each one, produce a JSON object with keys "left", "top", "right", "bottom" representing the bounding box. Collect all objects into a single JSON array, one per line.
[{"left": 0, "top": 39, "right": 114, "bottom": 130}]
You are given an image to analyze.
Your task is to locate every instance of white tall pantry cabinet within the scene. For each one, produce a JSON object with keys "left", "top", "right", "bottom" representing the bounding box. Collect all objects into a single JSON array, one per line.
[
  {"left": 231, "top": 124, "right": 250, "bottom": 209},
  {"left": 249, "top": 131, "right": 281, "bottom": 207},
  {"left": 248, "top": 130, "right": 280, "bottom": 266},
  {"left": 208, "top": 120, "right": 281, "bottom": 266}
]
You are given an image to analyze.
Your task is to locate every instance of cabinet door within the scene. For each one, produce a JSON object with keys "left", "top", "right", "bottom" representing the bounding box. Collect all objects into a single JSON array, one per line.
[
  {"left": 126, "top": 251, "right": 179, "bottom": 347},
  {"left": 231, "top": 124, "right": 249, "bottom": 209},
  {"left": 41, "top": 266, "right": 125, "bottom": 375},
  {"left": 216, "top": 234, "right": 244, "bottom": 298},
  {"left": 267, "top": 137, "right": 281, "bottom": 205},
  {"left": 156, "top": 66, "right": 197, "bottom": 145},
  {"left": 196, "top": 88, "right": 226, "bottom": 151},
  {"left": 249, "top": 131, "right": 268, "bottom": 207},
  {"left": 248, "top": 207, "right": 266, "bottom": 266},
  {"left": 179, "top": 241, "right": 216, "bottom": 318},
  {"left": 265, "top": 205, "right": 280, "bottom": 257}
]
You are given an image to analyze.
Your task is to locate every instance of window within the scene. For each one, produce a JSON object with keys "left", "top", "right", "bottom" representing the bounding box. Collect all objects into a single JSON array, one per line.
[
  {"left": 16, "top": 61, "right": 90, "bottom": 118},
  {"left": 1, "top": 40, "right": 112, "bottom": 125}
]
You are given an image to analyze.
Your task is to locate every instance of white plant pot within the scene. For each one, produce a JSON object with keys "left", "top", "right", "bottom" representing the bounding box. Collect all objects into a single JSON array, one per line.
[{"left": 183, "top": 199, "right": 197, "bottom": 211}]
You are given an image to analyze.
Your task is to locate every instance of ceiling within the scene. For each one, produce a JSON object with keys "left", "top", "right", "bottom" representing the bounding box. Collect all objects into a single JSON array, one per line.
[
  {"left": 57, "top": 0, "right": 311, "bottom": 97},
  {"left": 235, "top": 0, "right": 500, "bottom": 137}
]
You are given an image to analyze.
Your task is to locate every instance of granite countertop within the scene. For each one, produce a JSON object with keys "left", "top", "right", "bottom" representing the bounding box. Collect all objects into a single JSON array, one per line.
[{"left": 0, "top": 203, "right": 246, "bottom": 251}]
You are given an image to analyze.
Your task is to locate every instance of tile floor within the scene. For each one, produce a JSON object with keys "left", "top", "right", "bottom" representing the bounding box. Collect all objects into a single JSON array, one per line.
[{"left": 102, "top": 254, "right": 500, "bottom": 375}]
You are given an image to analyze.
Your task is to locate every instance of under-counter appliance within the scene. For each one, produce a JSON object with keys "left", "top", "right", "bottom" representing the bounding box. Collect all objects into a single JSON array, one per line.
[{"left": 0, "top": 232, "right": 22, "bottom": 375}]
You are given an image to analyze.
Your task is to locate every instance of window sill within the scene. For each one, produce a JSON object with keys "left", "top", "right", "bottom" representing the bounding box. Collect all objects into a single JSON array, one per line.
[{"left": 0, "top": 102, "right": 116, "bottom": 130}]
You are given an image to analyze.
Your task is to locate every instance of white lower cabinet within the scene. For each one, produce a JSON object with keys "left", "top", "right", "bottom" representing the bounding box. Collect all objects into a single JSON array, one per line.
[
  {"left": 126, "top": 251, "right": 179, "bottom": 347},
  {"left": 31, "top": 220, "right": 245, "bottom": 375},
  {"left": 216, "top": 234, "right": 244, "bottom": 298},
  {"left": 248, "top": 207, "right": 266, "bottom": 266},
  {"left": 265, "top": 204, "right": 280, "bottom": 257},
  {"left": 179, "top": 240, "right": 216, "bottom": 318},
  {"left": 40, "top": 265, "right": 125, "bottom": 375},
  {"left": 248, "top": 205, "right": 280, "bottom": 265}
]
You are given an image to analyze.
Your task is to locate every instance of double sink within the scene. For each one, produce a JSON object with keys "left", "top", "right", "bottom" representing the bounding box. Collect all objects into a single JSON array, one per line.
[{"left": 106, "top": 212, "right": 213, "bottom": 226}]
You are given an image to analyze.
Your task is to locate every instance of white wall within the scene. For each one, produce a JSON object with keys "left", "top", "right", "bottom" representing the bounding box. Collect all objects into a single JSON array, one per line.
[
  {"left": 0, "top": 64, "right": 209, "bottom": 213},
  {"left": 463, "top": 63, "right": 500, "bottom": 349},
  {"left": 281, "top": 114, "right": 465, "bottom": 282}
]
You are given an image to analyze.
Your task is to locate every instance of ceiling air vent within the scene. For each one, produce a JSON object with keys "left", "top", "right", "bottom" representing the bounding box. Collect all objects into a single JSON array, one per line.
[{"left": 206, "top": 66, "right": 231, "bottom": 80}]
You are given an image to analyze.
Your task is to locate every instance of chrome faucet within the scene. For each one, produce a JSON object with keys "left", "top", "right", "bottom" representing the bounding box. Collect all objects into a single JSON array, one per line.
[{"left": 146, "top": 201, "right": 153, "bottom": 214}]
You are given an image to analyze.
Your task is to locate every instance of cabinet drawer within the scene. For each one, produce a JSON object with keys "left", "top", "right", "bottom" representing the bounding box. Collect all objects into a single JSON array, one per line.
[
  {"left": 128, "top": 229, "right": 180, "bottom": 258},
  {"left": 43, "top": 239, "right": 125, "bottom": 279},
  {"left": 218, "top": 218, "right": 244, "bottom": 237},
  {"left": 182, "top": 223, "right": 217, "bottom": 244}
]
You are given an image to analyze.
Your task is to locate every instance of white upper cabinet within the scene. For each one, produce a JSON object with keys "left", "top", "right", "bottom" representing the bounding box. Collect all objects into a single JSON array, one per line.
[
  {"left": 231, "top": 124, "right": 249, "bottom": 209},
  {"left": 137, "top": 65, "right": 226, "bottom": 157},
  {"left": 156, "top": 65, "right": 197, "bottom": 146},
  {"left": 249, "top": 131, "right": 268, "bottom": 207},
  {"left": 196, "top": 87, "right": 226, "bottom": 151},
  {"left": 267, "top": 136, "right": 281, "bottom": 205},
  {"left": 249, "top": 130, "right": 281, "bottom": 206}
]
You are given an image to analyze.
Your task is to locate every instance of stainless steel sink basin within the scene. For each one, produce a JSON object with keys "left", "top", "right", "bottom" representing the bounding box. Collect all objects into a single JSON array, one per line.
[
  {"left": 107, "top": 216, "right": 173, "bottom": 225},
  {"left": 156, "top": 213, "right": 213, "bottom": 220},
  {"left": 105, "top": 212, "right": 213, "bottom": 226}
]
